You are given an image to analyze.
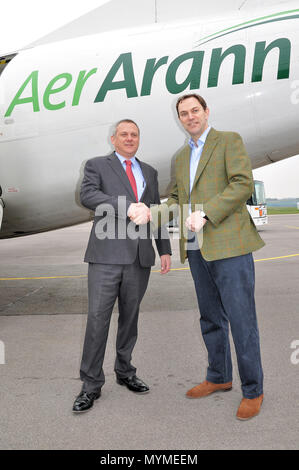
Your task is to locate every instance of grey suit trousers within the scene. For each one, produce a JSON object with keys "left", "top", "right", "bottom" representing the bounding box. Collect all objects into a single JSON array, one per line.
[{"left": 80, "top": 256, "right": 151, "bottom": 393}]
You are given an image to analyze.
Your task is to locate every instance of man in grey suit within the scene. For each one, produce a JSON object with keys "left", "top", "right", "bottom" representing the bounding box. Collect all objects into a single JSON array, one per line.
[{"left": 72, "top": 119, "right": 172, "bottom": 413}]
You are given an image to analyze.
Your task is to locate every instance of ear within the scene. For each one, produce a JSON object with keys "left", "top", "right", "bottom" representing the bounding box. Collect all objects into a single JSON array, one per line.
[{"left": 111, "top": 135, "right": 115, "bottom": 146}]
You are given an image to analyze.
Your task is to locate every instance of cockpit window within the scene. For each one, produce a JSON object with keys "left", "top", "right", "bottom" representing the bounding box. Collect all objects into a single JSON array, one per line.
[{"left": 0, "top": 53, "right": 17, "bottom": 76}]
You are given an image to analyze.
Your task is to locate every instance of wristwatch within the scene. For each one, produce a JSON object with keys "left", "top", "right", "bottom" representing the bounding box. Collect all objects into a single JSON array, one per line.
[{"left": 200, "top": 211, "right": 209, "bottom": 220}]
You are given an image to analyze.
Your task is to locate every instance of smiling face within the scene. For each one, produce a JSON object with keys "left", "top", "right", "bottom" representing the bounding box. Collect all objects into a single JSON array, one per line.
[
  {"left": 177, "top": 97, "right": 210, "bottom": 142},
  {"left": 111, "top": 121, "right": 140, "bottom": 159}
]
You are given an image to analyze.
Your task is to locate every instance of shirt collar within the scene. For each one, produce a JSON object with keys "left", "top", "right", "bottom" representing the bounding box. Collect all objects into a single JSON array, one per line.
[
  {"left": 188, "top": 125, "right": 211, "bottom": 150},
  {"left": 115, "top": 152, "right": 137, "bottom": 165}
]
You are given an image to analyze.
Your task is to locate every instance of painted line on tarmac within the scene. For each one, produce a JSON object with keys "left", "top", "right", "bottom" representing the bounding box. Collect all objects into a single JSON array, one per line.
[
  {"left": 285, "top": 225, "right": 299, "bottom": 229},
  {"left": 1, "top": 253, "right": 299, "bottom": 281},
  {"left": 152, "top": 253, "right": 299, "bottom": 271},
  {"left": 253, "top": 253, "right": 299, "bottom": 262},
  {"left": 0, "top": 275, "right": 87, "bottom": 281}
]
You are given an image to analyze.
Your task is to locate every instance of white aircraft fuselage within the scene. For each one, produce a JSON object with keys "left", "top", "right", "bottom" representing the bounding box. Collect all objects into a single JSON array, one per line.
[{"left": 1, "top": 1, "right": 299, "bottom": 237}]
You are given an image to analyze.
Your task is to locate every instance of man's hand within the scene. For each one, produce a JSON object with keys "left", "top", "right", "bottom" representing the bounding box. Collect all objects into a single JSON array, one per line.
[
  {"left": 160, "top": 254, "right": 171, "bottom": 274},
  {"left": 185, "top": 211, "right": 207, "bottom": 232},
  {"left": 128, "top": 202, "right": 151, "bottom": 225}
]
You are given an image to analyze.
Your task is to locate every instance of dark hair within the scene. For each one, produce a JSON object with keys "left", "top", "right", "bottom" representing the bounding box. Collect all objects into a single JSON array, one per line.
[
  {"left": 113, "top": 119, "right": 140, "bottom": 135},
  {"left": 176, "top": 94, "right": 207, "bottom": 116}
]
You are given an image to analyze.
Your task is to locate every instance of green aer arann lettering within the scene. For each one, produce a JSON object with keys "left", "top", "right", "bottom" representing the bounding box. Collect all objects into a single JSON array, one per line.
[{"left": 4, "top": 38, "right": 291, "bottom": 117}]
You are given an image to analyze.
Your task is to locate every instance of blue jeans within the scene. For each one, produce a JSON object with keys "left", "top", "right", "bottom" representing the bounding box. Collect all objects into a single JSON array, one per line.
[{"left": 187, "top": 249, "right": 263, "bottom": 399}]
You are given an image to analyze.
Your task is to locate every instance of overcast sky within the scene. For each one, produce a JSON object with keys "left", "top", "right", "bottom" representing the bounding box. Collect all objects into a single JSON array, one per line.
[{"left": 1, "top": 0, "right": 298, "bottom": 199}]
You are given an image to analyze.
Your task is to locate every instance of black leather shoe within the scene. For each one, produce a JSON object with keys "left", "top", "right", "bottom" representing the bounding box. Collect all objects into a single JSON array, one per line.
[
  {"left": 72, "top": 390, "right": 101, "bottom": 413},
  {"left": 116, "top": 375, "right": 149, "bottom": 394}
]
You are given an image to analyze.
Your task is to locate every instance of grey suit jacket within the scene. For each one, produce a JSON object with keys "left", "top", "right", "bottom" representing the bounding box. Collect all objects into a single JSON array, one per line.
[{"left": 80, "top": 152, "right": 171, "bottom": 266}]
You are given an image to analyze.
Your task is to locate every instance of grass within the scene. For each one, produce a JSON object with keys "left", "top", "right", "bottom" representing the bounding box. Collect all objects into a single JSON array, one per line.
[{"left": 267, "top": 207, "right": 299, "bottom": 215}]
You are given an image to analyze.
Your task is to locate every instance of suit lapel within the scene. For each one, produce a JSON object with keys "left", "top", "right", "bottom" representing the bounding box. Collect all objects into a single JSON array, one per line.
[
  {"left": 191, "top": 127, "right": 219, "bottom": 191},
  {"left": 107, "top": 152, "right": 137, "bottom": 201}
]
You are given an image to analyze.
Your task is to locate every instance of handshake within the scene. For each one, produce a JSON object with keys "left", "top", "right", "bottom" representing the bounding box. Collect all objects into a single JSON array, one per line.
[
  {"left": 127, "top": 204, "right": 207, "bottom": 232},
  {"left": 127, "top": 202, "right": 152, "bottom": 225}
]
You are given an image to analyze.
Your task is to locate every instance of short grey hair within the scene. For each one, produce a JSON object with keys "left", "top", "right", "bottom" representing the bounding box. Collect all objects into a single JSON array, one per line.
[{"left": 111, "top": 119, "right": 140, "bottom": 136}]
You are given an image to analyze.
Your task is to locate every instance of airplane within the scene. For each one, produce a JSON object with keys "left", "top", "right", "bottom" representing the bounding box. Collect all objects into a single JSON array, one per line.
[{"left": 1, "top": 0, "right": 299, "bottom": 238}]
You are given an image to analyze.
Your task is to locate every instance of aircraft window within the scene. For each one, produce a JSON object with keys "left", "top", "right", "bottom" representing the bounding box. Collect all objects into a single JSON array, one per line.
[{"left": 0, "top": 53, "right": 17, "bottom": 76}]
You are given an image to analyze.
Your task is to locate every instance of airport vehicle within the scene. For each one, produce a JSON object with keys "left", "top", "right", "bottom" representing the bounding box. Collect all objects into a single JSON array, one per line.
[
  {"left": 247, "top": 180, "right": 268, "bottom": 226},
  {"left": 0, "top": 0, "right": 298, "bottom": 237}
]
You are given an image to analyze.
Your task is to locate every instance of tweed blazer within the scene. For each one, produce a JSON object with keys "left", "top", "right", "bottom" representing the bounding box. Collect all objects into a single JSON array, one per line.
[{"left": 152, "top": 127, "right": 265, "bottom": 262}]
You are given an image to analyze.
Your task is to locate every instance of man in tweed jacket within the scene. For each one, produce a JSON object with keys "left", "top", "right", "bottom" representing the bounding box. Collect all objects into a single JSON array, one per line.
[{"left": 132, "top": 94, "right": 265, "bottom": 420}]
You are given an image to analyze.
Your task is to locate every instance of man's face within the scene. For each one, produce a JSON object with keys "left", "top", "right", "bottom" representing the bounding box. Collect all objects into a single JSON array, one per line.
[
  {"left": 178, "top": 97, "right": 209, "bottom": 140},
  {"left": 111, "top": 122, "right": 140, "bottom": 159}
]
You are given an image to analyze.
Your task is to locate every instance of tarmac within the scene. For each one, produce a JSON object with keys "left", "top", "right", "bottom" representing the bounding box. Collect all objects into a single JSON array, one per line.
[{"left": 0, "top": 214, "right": 298, "bottom": 450}]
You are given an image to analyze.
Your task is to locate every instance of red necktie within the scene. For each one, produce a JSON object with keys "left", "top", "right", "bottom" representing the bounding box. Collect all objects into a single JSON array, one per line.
[{"left": 125, "top": 160, "right": 138, "bottom": 202}]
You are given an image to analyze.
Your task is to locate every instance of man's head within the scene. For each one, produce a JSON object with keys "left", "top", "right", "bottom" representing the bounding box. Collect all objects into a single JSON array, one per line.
[
  {"left": 176, "top": 94, "right": 209, "bottom": 141},
  {"left": 111, "top": 119, "right": 140, "bottom": 159}
]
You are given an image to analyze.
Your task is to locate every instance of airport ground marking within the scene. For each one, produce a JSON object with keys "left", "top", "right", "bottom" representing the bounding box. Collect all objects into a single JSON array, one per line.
[
  {"left": 285, "top": 225, "right": 299, "bottom": 229},
  {"left": 253, "top": 253, "right": 299, "bottom": 262},
  {"left": 1, "top": 253, "right": 299, "bottom": 281},
  {"left": 0, "top": 275, "right": 87, "bottom": 281}
]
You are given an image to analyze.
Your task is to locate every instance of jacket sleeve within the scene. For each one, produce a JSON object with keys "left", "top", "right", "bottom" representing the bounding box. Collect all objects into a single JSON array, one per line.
[
  {"left": 150, "top": 178, "right": 180, "bottom": 229},
  {"left": 204, "top": 133, "right": 254, "bottom": 226},
  {"left": 80, "top": 159, "right": 133, "bottom": 219},
  {"left": 151, "top": 170, "right": 172, "bottom": 257}
]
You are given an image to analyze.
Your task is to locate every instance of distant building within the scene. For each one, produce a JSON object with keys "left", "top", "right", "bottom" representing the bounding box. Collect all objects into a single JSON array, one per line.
[{"left": 267, "top": 198, "right": 299, "bottom": 207}]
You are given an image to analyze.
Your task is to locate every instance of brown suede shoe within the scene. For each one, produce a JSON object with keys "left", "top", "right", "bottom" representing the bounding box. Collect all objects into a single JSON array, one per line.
[
  {"left": 236, "top": 394, "right": 264, "bottom": 420},
  {"left": 186, "top": 380, "right": 233, "bottom": 398}
]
